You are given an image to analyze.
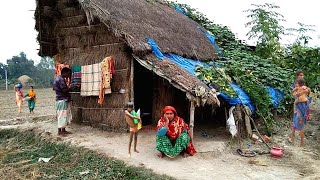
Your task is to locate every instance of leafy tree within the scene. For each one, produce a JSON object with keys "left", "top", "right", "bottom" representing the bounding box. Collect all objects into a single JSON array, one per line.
[
  {"left": 3, "top": 52, "right": 54, "bottom": 88},
  {"left": 244, "top": 3, "right": 286, "bottom": 61},
  {"left": 6, "top": 52, "right": 37, "bottom": 79},
  {"left": 37, "top": 56, "right": 54, "bottom": 70},
  {"left": 287, "top": 22, "right": 315, "bottom": 46},
  {"left": 0, "top": 63, "right": 7, "bottom": 80}
]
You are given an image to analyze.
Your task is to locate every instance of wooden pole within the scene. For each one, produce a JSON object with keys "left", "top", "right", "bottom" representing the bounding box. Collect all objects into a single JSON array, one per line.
[
  {"left": 224, "top": 107, "right": 228, "bottom": 120},
  {"left": 189, "top": 101, "right": 195, "bottom": 140},
  {"left": 130, "top": 58, "right": 134, "bottom": 103},
  {"left": 244, "top": 111, "right": 252, "bottom": 137}
]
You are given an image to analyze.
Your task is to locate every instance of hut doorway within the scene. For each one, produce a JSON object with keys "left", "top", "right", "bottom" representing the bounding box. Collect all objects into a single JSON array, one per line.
[
  {"left": 134, "top": 61, "right": 154, "bottom": 125},
  {"left": 193, "top": 102, "right": 229, "bottom": 138}
]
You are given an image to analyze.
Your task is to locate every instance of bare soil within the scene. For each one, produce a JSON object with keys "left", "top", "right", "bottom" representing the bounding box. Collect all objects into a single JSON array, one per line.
[{"left": 1, "top": 89, "right": 320, "bottom": 180}]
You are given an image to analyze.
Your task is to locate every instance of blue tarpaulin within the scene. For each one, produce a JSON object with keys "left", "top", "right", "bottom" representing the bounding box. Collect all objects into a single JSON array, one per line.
[
  {"left": 198, "top": 28, "right": 224, "bottom": 56},
  {"left": 219, "top": 83, "right": 256, "bottom": 113},
  {"left": 265, "top": 86, "right": 284, "bottom": 108},
  {"left": 146, "top": 38, "right": 284, "bottom": 114},
  {"left": 175, "top": 5, "right": 187, "bottom": 15},
  {"left": 164, "top": 54, "right": 205, "bottom": 75},
  {"left": 146, "top": 38, "right": 164, "bottom": 60}
]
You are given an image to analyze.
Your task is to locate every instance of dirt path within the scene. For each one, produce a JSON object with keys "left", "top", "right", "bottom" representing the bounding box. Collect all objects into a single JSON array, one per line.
[{"left": 1, "top": 89, "right": 319, "bottom": 180}]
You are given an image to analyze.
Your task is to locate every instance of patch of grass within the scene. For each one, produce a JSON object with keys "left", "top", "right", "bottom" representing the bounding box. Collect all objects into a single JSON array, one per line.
[{"left": 0, "top": 129, "right": 174, "bottom": 180}]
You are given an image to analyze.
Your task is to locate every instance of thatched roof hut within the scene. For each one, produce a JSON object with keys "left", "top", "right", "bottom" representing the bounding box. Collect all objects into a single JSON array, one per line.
[
  {"left": 35, "top": 0, "right": 224, "bottom": 135},
  {"left": 18, "top": 75, "right": 33, "bottom": 85}
]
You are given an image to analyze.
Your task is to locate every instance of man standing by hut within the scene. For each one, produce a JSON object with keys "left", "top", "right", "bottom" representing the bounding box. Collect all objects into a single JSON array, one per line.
[{"left": 53, "top": 67, "right": 72, "bottom": 136}]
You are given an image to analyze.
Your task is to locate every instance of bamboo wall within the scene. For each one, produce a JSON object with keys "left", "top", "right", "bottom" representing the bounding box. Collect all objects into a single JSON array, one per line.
[{"left": 54, "top": 0, "right": 131, "bottom": 132}]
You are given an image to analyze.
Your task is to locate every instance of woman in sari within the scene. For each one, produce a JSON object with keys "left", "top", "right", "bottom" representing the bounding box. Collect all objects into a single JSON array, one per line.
[
  {"left": 156, "top": 106, "right": 196, "bottom": 158},
  {"left": 24, "top": 86, "right": 36, "bottom": 114},
  {"left": 15, "top": 83, "right": 23, "bottom": 113},
  {"left": 290, "top": 79, "right": 311, "bottom": 146}
]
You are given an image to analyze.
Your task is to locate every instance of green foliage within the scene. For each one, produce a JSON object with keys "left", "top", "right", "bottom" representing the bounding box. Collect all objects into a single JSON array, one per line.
[
  {"left": 0, "top": 129, "right": 173, "bottom": 180},
  {"left": 244, "top": 3, "right": 286, "bottom": 60},
  {"left": 0, "top": 52, "right": 54, "bottom": 88},
  {"left": 165, "top": 1, "right": 295, "bottom": 133},
  {"left": 195, "top": 66, "right": 237, "bottom": 98},
  {"left": 287, "top": 22, "right": 316, "bottom": 46},
  {"left": 284, "top": 45, "right": 320, "bottom": 90},
  {"left": 6, "top": 52, "right": 36, "bottom": 79}
]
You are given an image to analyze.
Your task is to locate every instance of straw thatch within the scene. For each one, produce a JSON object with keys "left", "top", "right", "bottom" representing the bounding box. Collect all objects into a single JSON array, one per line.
[
  {"left": 134, "top": 54, "right": 219, "bottom": 106},
  {"left": 36, "top": 0, "right": 218, "bottom": 61},
  {"left": 35, "top": 0, "right": 221, "bottom": 130},
  {"left": 18, "top": 75, "right": 33, "bottom": 84}
]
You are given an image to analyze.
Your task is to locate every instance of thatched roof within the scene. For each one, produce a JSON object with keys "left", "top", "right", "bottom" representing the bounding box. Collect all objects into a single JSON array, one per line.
[
  {"left": 36, "top": 0, "right": 218, "bottom": 60},
  {"left": 35, "top": 0, "right": 220, "bottom": 106},
  {"left": 135, "top": 54, "right": 219, "bottom": 106}
]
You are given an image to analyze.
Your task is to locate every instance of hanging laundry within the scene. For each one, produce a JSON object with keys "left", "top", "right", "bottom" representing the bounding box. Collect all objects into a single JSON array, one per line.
[
  {"left": 54, "top": 61, "right": 71, "bottom": 87},
  {"left": 71, "top": 65, "right": 81, "bottom": 87},
  {"left": 81, "top": 63, "right": 101, "bottom": 96},
  {"left": 98, "top": 56, "right": 115, "bottom": 105}
]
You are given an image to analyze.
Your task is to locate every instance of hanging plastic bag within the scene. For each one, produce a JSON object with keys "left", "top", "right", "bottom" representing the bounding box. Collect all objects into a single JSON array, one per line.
[
  {"left": 227, "top": 106, "right": 237, "bottom": 137},
  {"left": 136, "top": 109, "right": 142, "bottom": 130}
]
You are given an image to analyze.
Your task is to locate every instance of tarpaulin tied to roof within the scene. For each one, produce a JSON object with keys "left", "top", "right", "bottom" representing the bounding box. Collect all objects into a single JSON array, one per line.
[
  {"left": 146, "top": 38, "right": 164, "bottom": 60},
  {"left": 175, "top": 5, "right": 187, "bottom": 15},
  {"left": 219, "top": 83, "right": 255, "bottom": 113},
  {"left": 163, "top": 54, "right": 205, "bottom": 75},
  {"left": 198, "top": 28, "right": 224, "bottom": 57},
  {"left": 146, "top": 38, "right": 284, "bottom": 114}
]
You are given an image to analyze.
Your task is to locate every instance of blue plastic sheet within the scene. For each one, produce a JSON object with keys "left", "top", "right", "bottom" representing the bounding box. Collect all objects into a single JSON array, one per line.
[
  {"left": 146, "top": 38, "right": 164, "bottom": 60},
  {"left": 219, "top": 83, "right": 255, "bottom": 113},
  {"left": 198, "top": 28, "right": 224, "bottom": 56},
  {"left": 265, "top": 86, "right": 284, "bottom": 108},
  {"left": 147, "top": 38, "right": 205, "bottom": 74},
  {"left": 175, "top": 5, "right": 187, "bottom": 15},
  {"left": 146, "top": 38, "right": 285, "bottom": 114},
  {"left": 164, "top": 54, "right": 205, "bottom": 75}
]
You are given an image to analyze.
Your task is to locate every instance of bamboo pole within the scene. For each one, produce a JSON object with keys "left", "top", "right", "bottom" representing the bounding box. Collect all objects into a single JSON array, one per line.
[
  {"left": 130, "top": 57, "right": 134, "bottom": 102},
  {"left": 189, "top": 101, "right": 195, "bottom": 140}
]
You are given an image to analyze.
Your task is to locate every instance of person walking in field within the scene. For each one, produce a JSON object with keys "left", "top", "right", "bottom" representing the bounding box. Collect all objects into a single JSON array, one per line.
[
  {"left": 15, "top": 83, "right": 24, "bottom": 113},
  {"left": 24, "top": 86, "right": 36, "bottom": 114}
]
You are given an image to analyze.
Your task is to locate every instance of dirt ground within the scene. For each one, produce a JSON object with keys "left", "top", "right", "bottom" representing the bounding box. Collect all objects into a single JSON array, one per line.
[{"left": 1, "top": 89, "right": 320, "bottom": 180}]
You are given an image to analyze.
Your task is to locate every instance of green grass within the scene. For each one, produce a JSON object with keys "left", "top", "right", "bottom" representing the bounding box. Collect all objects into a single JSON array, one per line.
[{"left": 0, "top": 129, "right": 174, "bottom": 180}]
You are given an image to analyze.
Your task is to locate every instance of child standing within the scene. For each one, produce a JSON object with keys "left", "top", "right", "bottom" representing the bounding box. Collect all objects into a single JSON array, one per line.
[
  {"left": 15, "top": 83, "right": 24, "bottom": 113},
  {"left": 125, "top": 102, "right": 141, "bottom": 157},
  {"left": 24, "top": 86, "right": 36, "bottom": 114},
  {"left": 290, "top": 79, "right": 310, "bottom": 146}
]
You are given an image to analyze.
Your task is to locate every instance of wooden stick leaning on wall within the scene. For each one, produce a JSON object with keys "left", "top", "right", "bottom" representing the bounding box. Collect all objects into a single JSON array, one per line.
[
  {"left": 130, "top": 57, "right": 134, "bottom": 102},
  {"left": 189, "top": 101, "right": 195, "bottom": 140}
]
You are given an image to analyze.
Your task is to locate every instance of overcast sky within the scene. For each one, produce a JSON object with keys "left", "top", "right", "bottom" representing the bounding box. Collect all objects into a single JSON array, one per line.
[{"left": 0, "top": 0, "right": 319, "bottom": 64}]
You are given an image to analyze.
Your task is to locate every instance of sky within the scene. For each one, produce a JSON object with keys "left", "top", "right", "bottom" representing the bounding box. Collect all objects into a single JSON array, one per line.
[{"left": 0, "top": 0, "right": 319, "bottom": 64}]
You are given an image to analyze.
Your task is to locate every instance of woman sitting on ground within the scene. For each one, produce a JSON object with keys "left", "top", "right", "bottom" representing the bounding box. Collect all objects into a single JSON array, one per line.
[{"left": 156, "top": 106, "right": 196, "bottom": 158}]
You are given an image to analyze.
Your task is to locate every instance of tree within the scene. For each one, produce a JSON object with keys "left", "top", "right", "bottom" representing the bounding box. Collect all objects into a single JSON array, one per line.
[
  {"left": 244, "top": 3, "right": 286, "bottom": 60},
  {"left": 287, "top": 22, "right": 315, "bottom": 46},
  {"left": 0, "top": 63, "right": 7, "bottom": 80},
  {"left": 6, "top": 52, "right": 36, "bottom": 79},
  {"left": 37, "top": 56, "right": 54, "bottom": 70}
]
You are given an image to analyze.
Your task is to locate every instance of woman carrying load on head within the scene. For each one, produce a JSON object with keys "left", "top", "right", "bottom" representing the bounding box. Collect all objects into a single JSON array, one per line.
[
  {"left": 15, "top": 83, "right": 24, "bottom": 113},
  {"left": 156, "top": 106, "right": 196, "bottom": 158}
]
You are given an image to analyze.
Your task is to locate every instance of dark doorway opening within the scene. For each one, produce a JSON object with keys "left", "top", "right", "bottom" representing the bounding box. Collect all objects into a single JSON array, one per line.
[{"left": 134, "top": 61, "right": 154, "bottom": 125}]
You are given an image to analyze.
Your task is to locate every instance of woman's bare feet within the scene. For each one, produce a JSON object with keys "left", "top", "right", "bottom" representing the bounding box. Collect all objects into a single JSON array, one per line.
[
  {"left": 157, "top": 152, "right": 164, "bottom": 158},
  {"left": 134, "top": 149, "right": 139, "bottom": 153},
  {"left": 128, "top": 153, "right": 131, "bottom": 158},
  {"left": 288, "top": 136, "right": 294, "bottom": 144},
  {"left": 182, "top": 152, "right": 189, "bottom": 158}
]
